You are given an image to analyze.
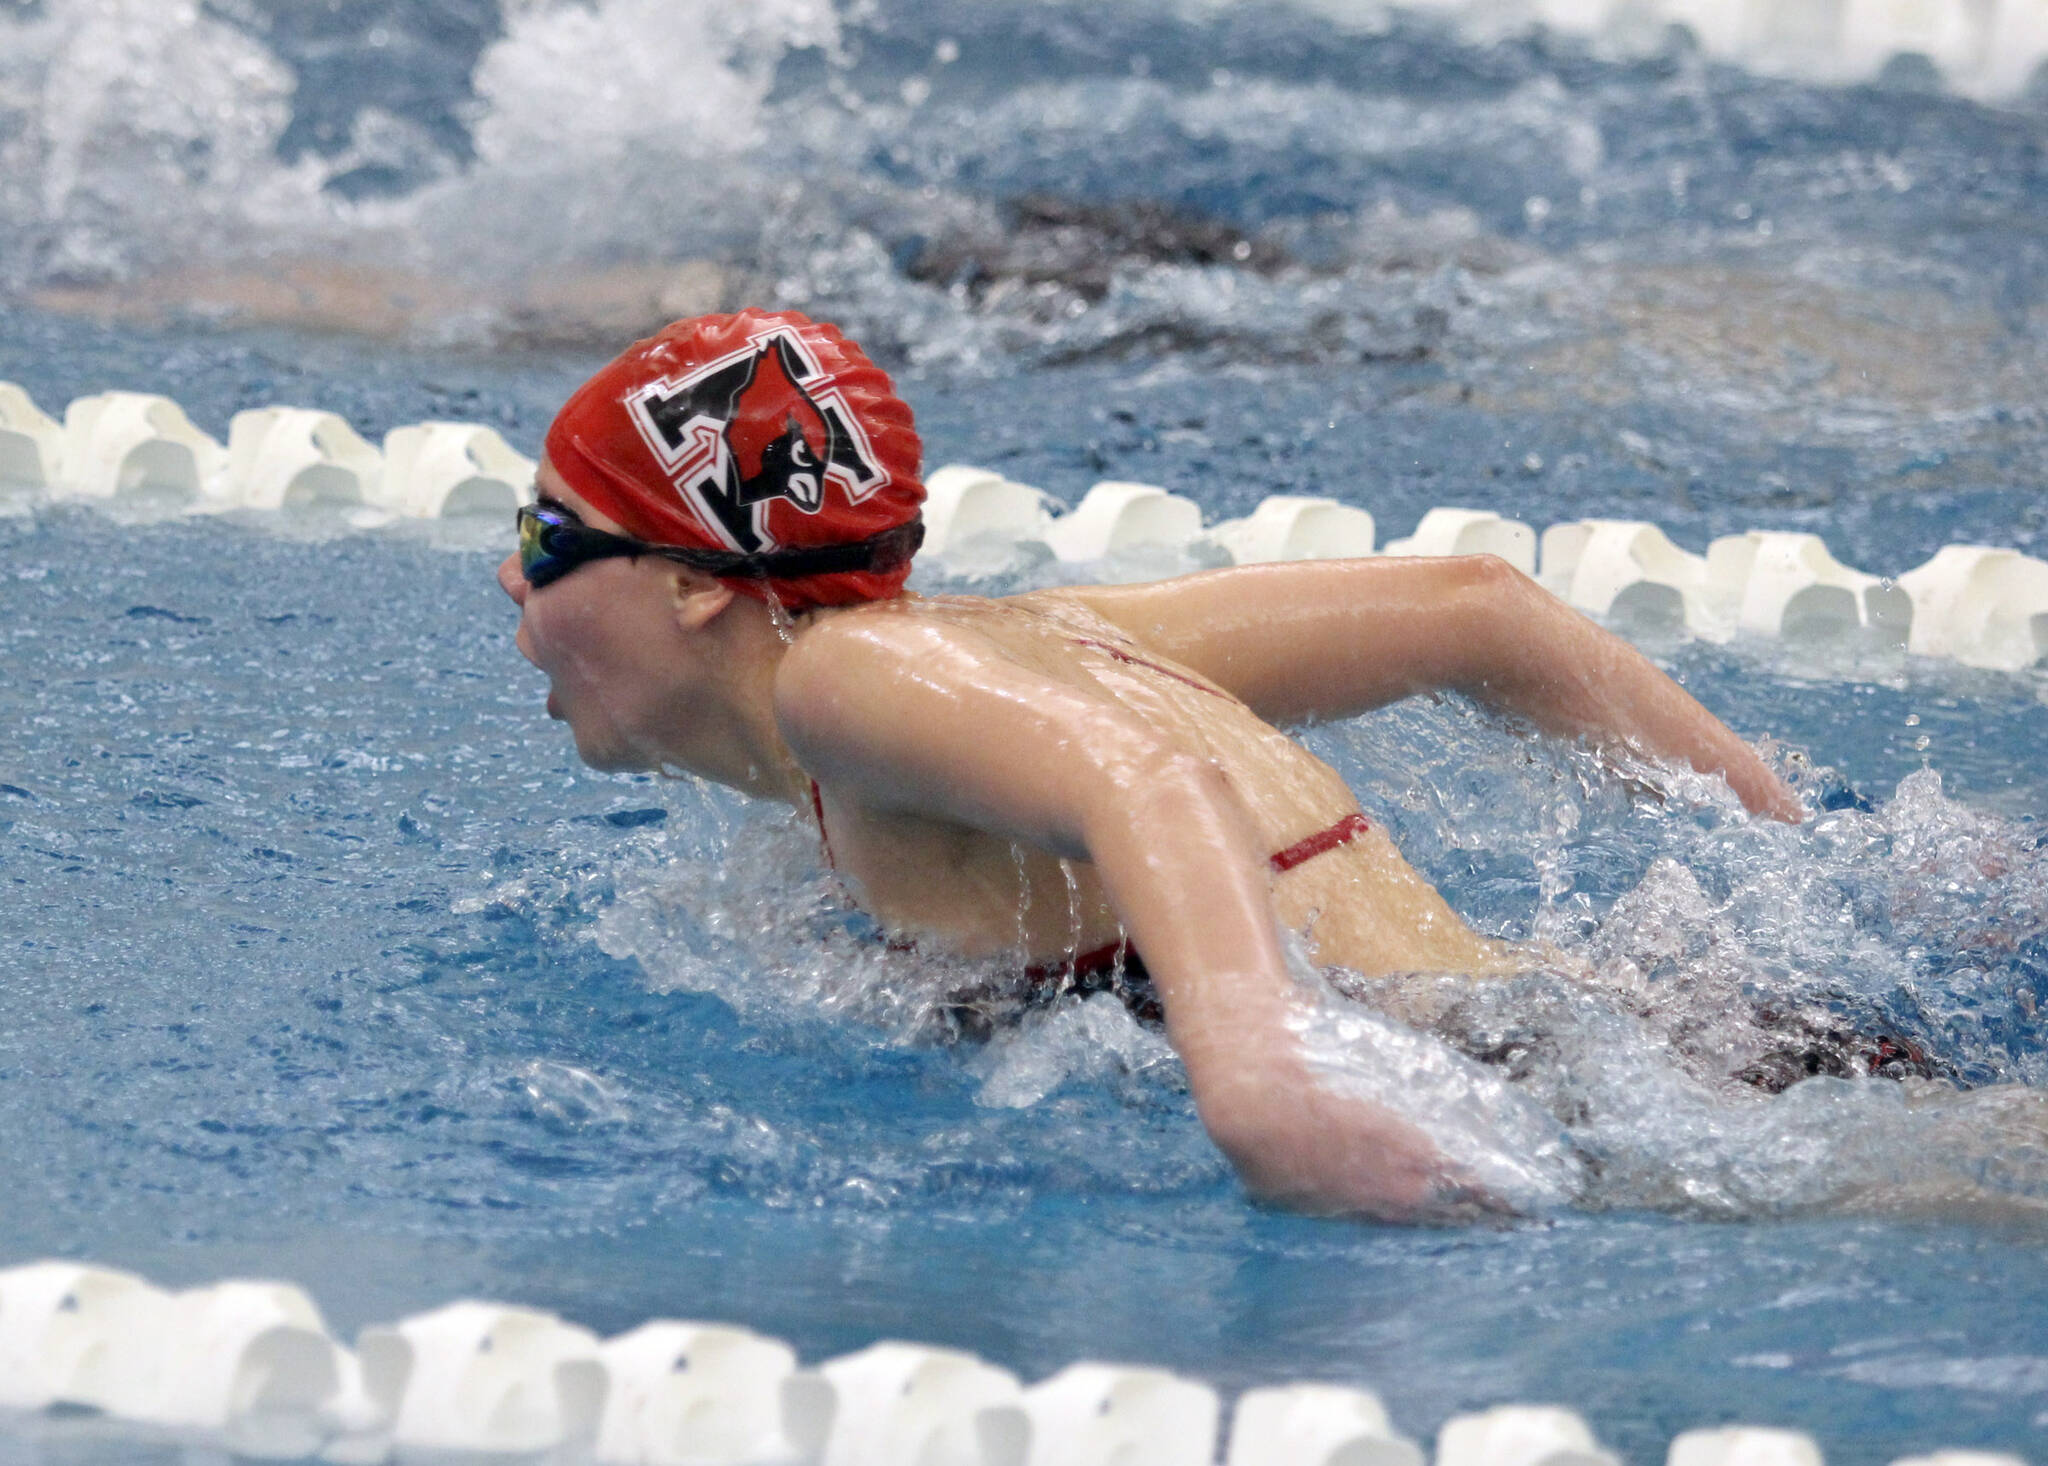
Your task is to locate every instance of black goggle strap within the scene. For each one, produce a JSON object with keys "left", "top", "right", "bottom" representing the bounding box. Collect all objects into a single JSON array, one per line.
[{"left": 521, "top": 505, "right": 923, "bottom": 582}]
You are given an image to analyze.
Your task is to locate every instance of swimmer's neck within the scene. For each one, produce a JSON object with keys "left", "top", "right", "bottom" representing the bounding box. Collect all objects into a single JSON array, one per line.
[{"left": 639, "top": 592, "right": 821, "bottom": 806}]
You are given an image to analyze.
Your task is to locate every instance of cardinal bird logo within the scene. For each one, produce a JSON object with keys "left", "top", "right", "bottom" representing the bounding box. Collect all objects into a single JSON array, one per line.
[{"left": 622, "top": 326, "right": 888, "bottom": 553}]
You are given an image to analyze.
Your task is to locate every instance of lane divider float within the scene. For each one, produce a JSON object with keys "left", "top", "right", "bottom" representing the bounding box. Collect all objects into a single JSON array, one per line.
[
  {"left": 381, "top": 420, "right": 537, "bottom": 520},
  {"left": 1203, "top": 494, "right": 1378, "bottom": 564},
  {"left": 228, "top": 407, "right": 386, "bottom": 512},
  {"left": 0, "top": 380, "right": 66, "bottom": 488},
  {"left": 0, "top": 381, "right": 535, "bottom": 522},
  {"left": 1382, "top": 508, "right": 1537, "bottom": 575},
  {"left": 1040, "top": 479, "right": 1213, "bottom": 567},
  {"left": 3, "top": 380, "right": 2044, "bottom": 675},
  {"left": 63, "top": 390, "right": 230, "bottom": 507},
  {"left": 1403, "top": 0, "right": 2048, "bottom": 103},
  {"left": 0, "top": 1260, "right": 2028, "bottom": 1466}
]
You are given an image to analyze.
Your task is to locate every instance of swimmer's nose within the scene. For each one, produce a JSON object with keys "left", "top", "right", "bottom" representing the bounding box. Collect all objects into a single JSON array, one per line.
[{"left": 497, "top": 552, "right": 527, "bottom": 606}]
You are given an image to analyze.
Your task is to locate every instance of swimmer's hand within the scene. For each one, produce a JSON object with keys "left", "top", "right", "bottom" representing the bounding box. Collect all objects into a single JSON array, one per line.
[{"left": 1190, "top": 1041, "right": 1515, "bottom": 1223}]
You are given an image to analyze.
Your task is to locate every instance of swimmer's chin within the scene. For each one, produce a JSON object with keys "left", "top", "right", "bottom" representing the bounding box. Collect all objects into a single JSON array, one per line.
[
  {"left": 556, "top": 712, "right": 653, "bottom": 774},
  {"left": 571, "top": 737, "right": 651, "bottom": 774}
]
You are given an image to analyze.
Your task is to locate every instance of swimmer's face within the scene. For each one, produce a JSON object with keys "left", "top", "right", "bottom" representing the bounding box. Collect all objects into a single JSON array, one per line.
[{"left": 497, "top": 459, "right": 709, "bottom": 772}]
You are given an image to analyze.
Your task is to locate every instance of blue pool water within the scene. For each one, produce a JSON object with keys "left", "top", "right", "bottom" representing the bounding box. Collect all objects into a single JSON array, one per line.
[{"left": 5, "top": 1, "right": 2048, "bottom": 1460}]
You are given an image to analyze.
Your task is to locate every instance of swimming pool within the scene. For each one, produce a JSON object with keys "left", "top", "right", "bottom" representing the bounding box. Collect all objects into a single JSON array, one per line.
[{"left": 3, "top": 1, "right": 2048, "bottom": 1460}]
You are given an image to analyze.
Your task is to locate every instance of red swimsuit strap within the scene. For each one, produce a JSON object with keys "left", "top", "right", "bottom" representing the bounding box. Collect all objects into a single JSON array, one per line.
[
  {"left": 1268, "top": 811, "right": 1373, "bottom": 873},
  {"left": 809, "top": 778, "right": 836, "bottom": 869},
  {"left": 1034, "top": 939, "right": 1128, "bottom": 983},
  {"left": 1068, "top": 637, "right": 1231, "bottom": 700}
]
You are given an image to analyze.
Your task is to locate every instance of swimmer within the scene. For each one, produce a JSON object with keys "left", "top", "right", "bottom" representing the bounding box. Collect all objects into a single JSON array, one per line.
[{"left": 497, "top": 308, "right": 1806, "bottom": 1222}]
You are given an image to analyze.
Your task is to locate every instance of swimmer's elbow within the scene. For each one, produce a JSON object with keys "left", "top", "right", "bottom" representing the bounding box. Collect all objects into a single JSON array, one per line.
[
  {"left": 1454, "top": 551, "right": 1547, "bottom": 638},
  {"left": 1456, "top": 550, "right": 1528, "bottom": 592},
  {"left": 1441, "top": 552, "right": 1612, "bottom": 700},
  {"left": 1413, "top": 550, "right": 1529, "bottom": 609}
]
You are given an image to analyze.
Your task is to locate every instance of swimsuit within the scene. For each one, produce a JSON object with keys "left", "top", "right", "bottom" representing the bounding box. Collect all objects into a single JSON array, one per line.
[{"left": 1735, "top": 1013, "right": 1942, "bottom": 1091}]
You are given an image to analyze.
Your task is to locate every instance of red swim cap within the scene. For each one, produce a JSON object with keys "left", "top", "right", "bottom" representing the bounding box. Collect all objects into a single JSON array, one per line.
[{"left": 544, "top": 309, "right": 924, "bottom": 608}]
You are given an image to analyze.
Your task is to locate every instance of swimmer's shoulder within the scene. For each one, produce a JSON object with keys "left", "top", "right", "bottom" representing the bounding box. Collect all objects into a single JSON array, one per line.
[
  {"left": 775, "top": 591, "right": 1146, "bottom": 734},
  {"left": 773, "top": 607, "right": 966, "bottom": 781},
  {"left": 777, "top": 588, "right": 1197, "bottom": 719},
  {"left": 800, "top": 588, "right": 1118, "bottom": 650},
  {"left": 779, "top": 596, "right": 947, "bottom": 682},
  {"left": 1008, "top": 579, "right": 1210, "bottom": 654},
  {"left": 772, "top": 594, "right": 1157, "bottom": 792},
  {"left": 775, "top": 595, "right": 1020, "bottom": 716}
]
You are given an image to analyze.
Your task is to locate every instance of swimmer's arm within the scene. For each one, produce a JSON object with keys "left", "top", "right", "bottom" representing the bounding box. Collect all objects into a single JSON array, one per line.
[
  {"left": 1066, "top": 556, "right": 1803, "bottom": 821},
  {"left": 776, "top": 619, "right": 1482, "bottom": 1222}
]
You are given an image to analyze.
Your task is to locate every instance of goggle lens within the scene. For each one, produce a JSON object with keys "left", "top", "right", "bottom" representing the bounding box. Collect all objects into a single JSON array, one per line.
[{"left": 516, "top": 504, "right": 580, "bottom": 589}]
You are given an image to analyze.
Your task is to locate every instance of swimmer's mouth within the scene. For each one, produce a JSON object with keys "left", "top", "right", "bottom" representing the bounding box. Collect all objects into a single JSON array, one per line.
[{"left": 546, "top": 689, "right": 563, "bottom": 720}]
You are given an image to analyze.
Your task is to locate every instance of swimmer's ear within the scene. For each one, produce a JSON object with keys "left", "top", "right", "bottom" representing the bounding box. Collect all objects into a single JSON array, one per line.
[{"left": 667, "top": 569, "right": 736, "bottom": 631}]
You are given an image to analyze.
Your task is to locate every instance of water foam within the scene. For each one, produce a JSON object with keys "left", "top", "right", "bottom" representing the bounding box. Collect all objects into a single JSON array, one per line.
[
  {"left": 0, "top": 0, "right": 303, "bottom": 290},
  {"left": 473, "top": 0, "right": 838, "bottom": 166},
  {"left": 5, "top": 0, "right": 2043, "bottom": 370},
  {"left": 0, "top": 0, "right": 835, "bottom": 304},
  {"left": 1276, "top": 0, "right": 2048, "bottom": 98}
]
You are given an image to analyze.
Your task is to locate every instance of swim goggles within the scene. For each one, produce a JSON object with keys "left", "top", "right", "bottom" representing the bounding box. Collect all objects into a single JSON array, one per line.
[{"left": 517, "top": 500, "right": 923, "bottom": 590}]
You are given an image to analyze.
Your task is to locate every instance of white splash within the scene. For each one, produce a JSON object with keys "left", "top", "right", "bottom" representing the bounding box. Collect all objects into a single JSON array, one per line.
[
  {"left": 473, "top": 0, "right": 839, "bottom": 167},
  {"left": 0, "top": 0, "right": 302, "bottom": 288}
]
